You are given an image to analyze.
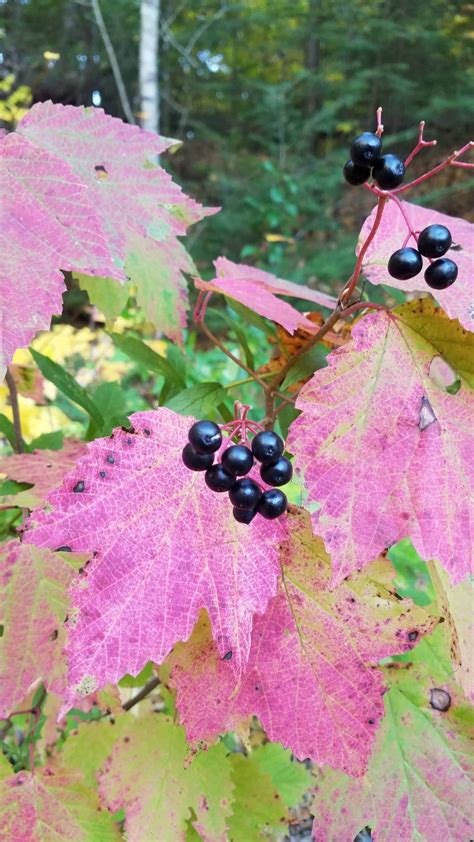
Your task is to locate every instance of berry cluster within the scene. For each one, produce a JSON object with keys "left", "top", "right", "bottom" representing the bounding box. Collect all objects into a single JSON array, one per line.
[
  {"left": 388, "top": 223, "right": 457, "bottom": 290},
  {"left": 182, "top": 420, "right": 292, "bottom": 523},
  {"left": 343, "top": 131, "right": 405, "bottom": 190}
]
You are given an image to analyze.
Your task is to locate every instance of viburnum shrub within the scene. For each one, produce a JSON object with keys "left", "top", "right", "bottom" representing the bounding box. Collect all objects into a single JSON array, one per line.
[{"left": 0, "top": 103, "right": 473, "bottom": 840}]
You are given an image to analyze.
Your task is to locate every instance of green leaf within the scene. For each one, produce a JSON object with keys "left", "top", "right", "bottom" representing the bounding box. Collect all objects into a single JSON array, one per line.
[
  {"left": 228, "top": 753, "right": 289, "bottom": 841},
  {"left": 75, "top": 273, "right": 130, "bottom": 324},
  {"left": 0, "top": 479, "right": 34, "bottom": 496},
  {"left": 0, "top": 415, "right": 25, "bottom": 452},
  {"left": 251, "top": 743, "right": 312, "bottom": 808},
  {"left": 281, "top": 343, "right": 329, "bottom": 390},
  {"left": 60, "top": 718, "right": 130, "bottom": 789},
  {"left": 110, "top": 333, "right": 185, "bottom": 387},
  {"left": 87, "top": 382, "right": 130, "bottom": 438},
  {"left": 29, "top": 349, "right": 104, "bottom": 428},
  {"left": 388, "top": 538, "right": 435, "bottom": 606},
  {"left": 119, "top": 661, "right": 154, "bottom": 688},
  {"left": 29, "top": 431, "right": 64, "bottom": 451},
  {"left": 166, "top": 383, "right": 227, "bottom": 416},
  {"left": 219, "top": 310, "right": 255, "bottom": 369}
]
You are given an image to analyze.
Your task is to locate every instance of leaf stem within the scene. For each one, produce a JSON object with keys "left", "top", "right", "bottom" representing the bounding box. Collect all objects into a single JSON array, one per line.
[
  {"left": 339, "top": 195, "right": 388, "bottom": 306},
  {"left": 122, "top": 676, "right": 161, "bottom": 710},
  {"left": 5, "top": 368, "right": 25, "bottom": 454}
]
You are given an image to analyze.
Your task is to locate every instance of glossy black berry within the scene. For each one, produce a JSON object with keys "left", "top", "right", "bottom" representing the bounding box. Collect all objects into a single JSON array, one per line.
[
  {"left": 188, "top": 420, "right": 222, "bottom": 454},
  {"left": 417, "top": 224, "right": 452, "bottom": 258},
  {"left": 221, "top": 444, "right": 254, "bottom": 477},
  {"left": 205, "top": 463, "right": 234, "bottom": 492},
  {"left": 343, "top": 159, "right": 371, "bottom": 186},
  {"left": 251, "top": 430, "right": 284, "bottom": 465},
  {"left": 182, "top": 443, "right": 214, "bottom": 471},
  {"left": 372, "top": 154, "right": 405, "bottom": 190},
  {"left": 424, "top": 258, "right": 458, "bottom": 290},
  {"left": 233, "top": 507, "right": 257, "bottom": 524},
  {"left": 387, "top": 247, "right": 423, "bottom": 280},
  {"left": 229, "top": 478, "right": 262, "bottom": 510},
  {"left": 257, "top": 489, "right": 288, "bottom": 519},
  {"left": 260, "top": 456, "right": 293, "bottom": 487},
  {"left": 350, "top": 132, "right": 382, "bottom": 167}
]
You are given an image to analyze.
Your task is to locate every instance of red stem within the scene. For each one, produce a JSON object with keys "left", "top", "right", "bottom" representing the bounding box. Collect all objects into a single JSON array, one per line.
[{"left": 340, "top": 195, "right": 387, "bottom": 305}]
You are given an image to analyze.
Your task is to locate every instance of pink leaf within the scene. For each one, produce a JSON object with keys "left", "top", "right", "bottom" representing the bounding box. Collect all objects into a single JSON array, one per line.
[
  {"left": 18, "top": 102, "right": 216, "bottom": 344},
  {"left": 287, "top": 309, "right": 474, "bottom": 586},
  {"left": 0, "top": 768, "right": 120, "bottom": 840},
  {"left": 359, "top": 200, "right": 474, "bottom": 331},
  {"left": 196, "top": 257, "right": 337, "bottom": 334},
  {"left": 0, "top": 132, "right": 119, "bottom": 377},
  {"left": 0, "top": 542, "right": 79, "bottom": 718},
  {"left": 169, "top": 511, "right": 435, "bottom": 776},
  {"left": 24, "top": 409, "right": 285, "bottom": 709},
  {"left": 0, "top": 440, "right": 87, "bottom": 507}
]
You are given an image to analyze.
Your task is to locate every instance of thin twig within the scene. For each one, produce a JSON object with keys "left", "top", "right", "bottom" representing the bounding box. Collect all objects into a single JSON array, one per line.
[
  {"left": 122, "top": 676, "right": 161, "bottom": 710},
  {"left": 404, "top": 120, "right": 437, "bottom": 168},
  {"left": 5, "top": 368, "right": 24, "bottom": 453},
  {"left": 339, "top": 195, "right": 388, "bottom": 306},
  {"left": 90, "top": 0, "right": 136, "bottom": 124}
]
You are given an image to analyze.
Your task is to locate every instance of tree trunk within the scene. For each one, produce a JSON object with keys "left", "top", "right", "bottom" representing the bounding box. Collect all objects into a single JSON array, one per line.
[{"left": 139, "top": 0, "right": 160, "bottom": 134}]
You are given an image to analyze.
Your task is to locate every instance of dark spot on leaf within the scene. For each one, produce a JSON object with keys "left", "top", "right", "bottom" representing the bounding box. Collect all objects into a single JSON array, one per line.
[
  {"left": 143, "top": 428, "right": 151, "bottom": 436},
  {"left": 123, "top": 736, "right": 130, "bottom": 742},
  {"left": 106, "top": 454, "right": 115, "bottom": 464},
  {"left": 407, "top": 630, "right": 419, "bottom": 642},
  {"left": 121, "top": 425, "right": 135, "bottom": 435},
  {"left": 110, "top": 433, "right": 114, "bottom": 439},
  {"left": 73, "top": 481, "right": 85, "bottom": 493},
  {"left": 222, "top": 651, "right": 232, "bottom": 661},
  {"left": 368, "top": 718, "right": 375, "bottom": 725},
  {"left": 94, "top": 164, "right": 108, "bottom": 175},
  {"left": 55, "top": 546, "right": 72, "bottom": 552},
  {"left": 99, "top": 471, "right": 106, "bottom": 479},
  {"left": 49, "top": 629, "right": 58, "bottom": 641},
  {"left": 430, "top": 688, "right": 451, "bottom": 711},
  {"left": 255, "top": 685, "right": 260, "bottom": 691},
  {"left": 450, "top": 243, "right": 462, "bottom": 251},
  {"left": 110, "top": 717, "right": 115, "bottom": 724}
]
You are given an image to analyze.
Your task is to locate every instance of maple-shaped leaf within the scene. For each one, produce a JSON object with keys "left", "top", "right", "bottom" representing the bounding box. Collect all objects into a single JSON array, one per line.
[
  {"left": 0, "top": 440, "right": 86, "bottom": 508},
  {"left": 196, "top": 257, "right": 337, "bottom": 334},
  {"left": 0, "top": 131, "right": 120, "bottom": 378},
  {"left": 311, "top": 626, "right": 474, "bottom": 842},
  {"left": 287, "top": 306, "right": 474, "bottom": 585},
  {"left": 18, "top": 102, "right": 216, "bottom": 343},
  {"left": 0, "top": 768, "right": 121, "bottom": 841},
  {"left": 168, "top": 511, "right": 435, "bottom": 776},
  {"left": 24, "top": 409, "right": 285, "bottom": 708},
  {"left": 359, "top": 199, "right": 473, "bottom": 331},
  {"left": 99, "top": 714, "right": 234, "bottom": 842},
  {"left": 0, "top": 542, "right": 81, "bottom": 718}
]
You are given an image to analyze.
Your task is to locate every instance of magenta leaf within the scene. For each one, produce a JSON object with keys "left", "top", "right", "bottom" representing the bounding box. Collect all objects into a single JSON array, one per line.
[
  {"left": 359, "top": 199, "right": 473, "bottom": 331},
  {"left": 0, "top": 542, "right": 80, "bottom": 718},
  {"left": 168, "top": 511, "right": 435, "bottom": 776},
  {"left": 24, "top": 409, "right": 285, "bottom": 709},
  {"left": 196, "top": 257, "right": 337, "bottom": 334},
  {"left": 0, "top": 132, "right": 119, "bottom": 378},
  {"left": 18, "top": 102, "right": 215, "bottom": 343},
  {"left": 287, "top": 307, "right": 474, "bottom": 585}
]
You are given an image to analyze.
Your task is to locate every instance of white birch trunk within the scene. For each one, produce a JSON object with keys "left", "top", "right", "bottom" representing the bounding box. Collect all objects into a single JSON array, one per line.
[{"left": 139, "top": 0, "right": 160, "bottom": 133}]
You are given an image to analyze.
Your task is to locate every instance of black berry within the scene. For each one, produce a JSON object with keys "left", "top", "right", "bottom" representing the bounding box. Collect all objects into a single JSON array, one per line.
[
  {"left": 233, "top": 507, "right": 256, "bottom": 524},
  {"left": 350, "top": 132, "right": 382, "bottom": 167},
  {"left": 221, "top": 444, "right": 254, "bottom": 476},
  {"left": 417, "top": 224, "right": 452, "bottom": 258},
  {"left": 229, "top": 478, "right": 262, "bottom": 510},
  {"left": 388, "top": 247, "right": 423, "bottom": 280},
  {"left": 188, "top": 420, "right": 222, "bottom": 454},
  {"left": 343, "top": 159, "right": 371, "bottom": 186},
  {"left": 372, "top": 154, "right": 405, "bottom": 190},
  {"left": 182, "top": 443, "right": 214, "bottom": 471},
  {"left": 251, "top": 430, "right": 284, "bottom": 465},
  {"left": 424, "top": 258, "right": 458, "bottom": 290},
  {"left": 205, "top": 464, "right": 234, "bottom": 492},
  {"left": 260, "top": 456, "right": 293, "bottom": 487},
  {"left": 257, "top": 489, "right": 288, "bottom": 519}
]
